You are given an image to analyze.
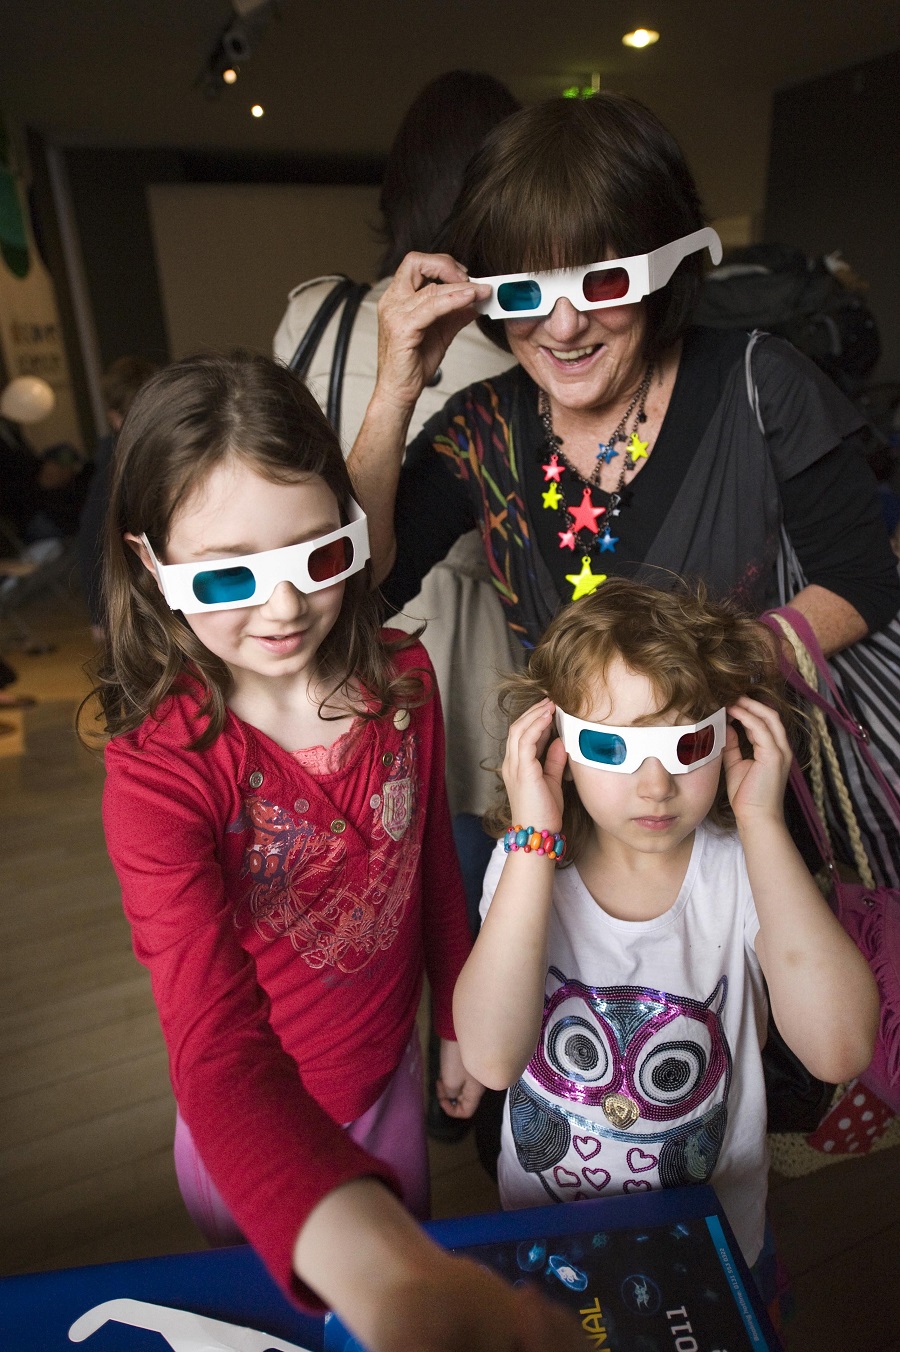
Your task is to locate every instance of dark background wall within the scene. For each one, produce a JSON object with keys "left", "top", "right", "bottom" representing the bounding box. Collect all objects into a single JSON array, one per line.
[{"left": 765, "top": 49, "right": 900, "bottom": 384}]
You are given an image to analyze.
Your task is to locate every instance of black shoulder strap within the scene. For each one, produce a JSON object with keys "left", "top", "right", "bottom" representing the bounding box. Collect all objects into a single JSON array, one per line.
[
  {"left": 326, "top": 282, "right": 371, "bottom": 436},
  {"left": 288, "top": 277, "right": 354, "bottom": 376}
]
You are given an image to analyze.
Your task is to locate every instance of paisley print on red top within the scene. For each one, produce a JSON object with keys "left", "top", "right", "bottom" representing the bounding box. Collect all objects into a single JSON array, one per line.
[{"left": 234, "top": 731, "right": 420, "bottom": 974}]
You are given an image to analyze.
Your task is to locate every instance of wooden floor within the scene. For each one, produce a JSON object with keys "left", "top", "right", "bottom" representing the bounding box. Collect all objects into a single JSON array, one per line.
[{"left": 1, "top": 586, "right": 898, "bottom": 1349}]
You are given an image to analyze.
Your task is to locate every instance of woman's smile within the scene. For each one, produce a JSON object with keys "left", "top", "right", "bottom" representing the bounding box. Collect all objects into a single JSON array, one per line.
[
  {"left": 543, "top": 342, "right": 604, "bottom": 369},
  {"left": 505, "top": 297, "right": 648, "bottom": 417}
]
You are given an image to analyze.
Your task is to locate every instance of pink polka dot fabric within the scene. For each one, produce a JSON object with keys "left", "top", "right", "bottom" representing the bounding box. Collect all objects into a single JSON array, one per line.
[{"left": 805, "top": 1079, "right": 894, "bottom": 1156}]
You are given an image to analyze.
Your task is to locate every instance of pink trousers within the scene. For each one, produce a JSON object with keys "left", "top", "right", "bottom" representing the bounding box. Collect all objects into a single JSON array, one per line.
[{"left": 173, "top": 1032, "right": 430, "bottom": 1246}]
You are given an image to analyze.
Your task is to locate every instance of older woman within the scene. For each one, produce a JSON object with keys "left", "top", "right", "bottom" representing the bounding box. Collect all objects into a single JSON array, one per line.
[{"left": 349, "top": 93, "right": 900, "bottom": 876}]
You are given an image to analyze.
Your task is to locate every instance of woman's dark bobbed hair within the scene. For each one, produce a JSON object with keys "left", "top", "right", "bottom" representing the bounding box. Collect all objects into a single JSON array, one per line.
[{"left": 440, "top": 93, "right": 708, "bottom": 358}]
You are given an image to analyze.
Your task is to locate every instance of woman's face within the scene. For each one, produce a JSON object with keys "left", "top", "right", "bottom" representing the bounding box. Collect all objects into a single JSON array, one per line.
[{"left": 503, "top": 297, "right": 648, "bottom": 418}]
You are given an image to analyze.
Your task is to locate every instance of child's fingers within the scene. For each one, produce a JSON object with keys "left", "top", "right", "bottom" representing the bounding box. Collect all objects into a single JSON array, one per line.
[
  {"left": 509, "top": 698, "right": 554, "bottom": 739},
  {"left": 727, "top": 698, "right": 791, "bottom": 758},
  {"left": 436, "top": 1075, "right": 484, "bottom": 1119},
  {"left": 721, "top": 722, "right": 746, "bottom": 772},
  {"left": 505, "top": 700, "right": 555, "bottom": 768},
  {"left": 543, "top": 734, "right": 568, "bottom": 784}
]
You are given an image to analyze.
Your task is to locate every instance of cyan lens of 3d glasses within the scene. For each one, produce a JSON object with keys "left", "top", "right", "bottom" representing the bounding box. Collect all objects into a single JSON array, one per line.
[
  {"left": 578, "top": 728, "right": 627, "bottom": 765},
  {"left": 192, "top": 565, "right": 256, "bottom": 605},
  {"left": 497, "top": 279, "right": 543, "bottom": 312}
]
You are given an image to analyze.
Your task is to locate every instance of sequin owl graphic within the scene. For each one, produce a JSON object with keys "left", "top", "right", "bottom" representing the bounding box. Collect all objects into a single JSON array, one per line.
[{"left": 509, "top": 967, "right": 732, "bottom": 1203}]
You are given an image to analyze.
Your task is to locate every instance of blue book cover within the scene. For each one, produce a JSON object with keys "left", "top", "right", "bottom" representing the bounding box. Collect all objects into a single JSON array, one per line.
[{"left": 324, "top": 1185, "right": 781, "bottom": 1351}]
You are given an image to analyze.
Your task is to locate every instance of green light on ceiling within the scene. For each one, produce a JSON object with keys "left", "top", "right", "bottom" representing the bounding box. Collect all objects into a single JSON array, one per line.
[{"left": 562, "top": 74, "right": 600, "bottom": 100}]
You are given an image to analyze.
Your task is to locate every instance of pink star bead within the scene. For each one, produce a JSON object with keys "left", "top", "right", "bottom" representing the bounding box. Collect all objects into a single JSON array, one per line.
[
  {"left": 542, "top": 452, "right": 564, "bottom": 482},
  {"left": 568, "top": 486, "right": 606, "bottom": 535},
  {"left": 558, "top": 528, "right": 577, "bottom": 550}
]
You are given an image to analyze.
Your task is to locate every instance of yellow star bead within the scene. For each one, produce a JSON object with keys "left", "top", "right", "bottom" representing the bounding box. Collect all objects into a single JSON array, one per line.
[
  {"left": 565, "top": 555, "right": 607, "bottom": 600},
  {"left": 542, "top": 482, "right": 563, "bottom": 511},
  {"left": 628, "top": 431, "right": 649, "bottom": 460}
]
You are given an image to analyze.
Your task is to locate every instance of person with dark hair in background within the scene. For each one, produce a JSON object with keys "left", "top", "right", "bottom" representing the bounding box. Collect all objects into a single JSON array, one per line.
[
  {"left": 275, "top": 70, "right": 523, "bottom": 1143},
  {"left": 77, "top": 355, "right": 159, "bottom": 636}
]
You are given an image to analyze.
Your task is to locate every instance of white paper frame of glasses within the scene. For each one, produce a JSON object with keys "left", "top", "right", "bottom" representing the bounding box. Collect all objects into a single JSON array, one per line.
[
  {"left": 142, "top": 498, "right": 370, "bottom": 615},
  {"left": 472, "top": 227, "right": 723, "bottom": 320},
  {"left": 556, "top": 706, "right": 727, "bottom": 775}
]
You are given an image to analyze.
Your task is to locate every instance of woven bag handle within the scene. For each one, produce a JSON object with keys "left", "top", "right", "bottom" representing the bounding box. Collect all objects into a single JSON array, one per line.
[
  {"left": 766, "top": 610, "right": 876, "bottom": 888},
  {"left": 762, "top": 606, "right": 900, "bottom": 818}
]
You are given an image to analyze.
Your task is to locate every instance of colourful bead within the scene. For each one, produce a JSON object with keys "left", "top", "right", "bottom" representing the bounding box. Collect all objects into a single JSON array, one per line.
[{"left": 504, "top": 825, "right": 566, "bottom": 860}]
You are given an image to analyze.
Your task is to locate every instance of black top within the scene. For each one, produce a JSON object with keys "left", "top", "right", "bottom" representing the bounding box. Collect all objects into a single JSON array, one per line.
[{"left": 386, "top": 328, "right": 899, "bottom": 642}]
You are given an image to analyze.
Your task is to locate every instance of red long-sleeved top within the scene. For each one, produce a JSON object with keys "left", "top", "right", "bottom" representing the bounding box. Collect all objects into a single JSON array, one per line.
[{"left": 103, "top": 637, "right": 471, "bottom": 1305}]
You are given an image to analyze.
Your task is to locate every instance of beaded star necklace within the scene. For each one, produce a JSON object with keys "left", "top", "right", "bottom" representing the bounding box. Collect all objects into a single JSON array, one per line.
[{"left": 539, "top": 362, "right": 654, "bottom": 599}]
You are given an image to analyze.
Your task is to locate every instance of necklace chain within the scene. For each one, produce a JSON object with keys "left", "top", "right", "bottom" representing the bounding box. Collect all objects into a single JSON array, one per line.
[
  {"left": 538, "top": 360, "right": 654, "bottom": 495},
  {"left": 537, "top": 363, "right": 655, "bottom": 595}
]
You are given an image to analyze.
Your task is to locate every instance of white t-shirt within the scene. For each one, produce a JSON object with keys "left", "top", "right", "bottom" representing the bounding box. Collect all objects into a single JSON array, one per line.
[{"left": 479, "top": 822, "right": 769, "bottom": 1266}]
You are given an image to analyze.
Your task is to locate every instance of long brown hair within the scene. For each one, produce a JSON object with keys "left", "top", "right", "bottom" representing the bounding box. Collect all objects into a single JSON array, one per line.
[
  {"left": 83, "top": 351, "right": 426, "bottom": 750},
  {"left": 487, "top": 579, "right": 793, "bottom": 863}
]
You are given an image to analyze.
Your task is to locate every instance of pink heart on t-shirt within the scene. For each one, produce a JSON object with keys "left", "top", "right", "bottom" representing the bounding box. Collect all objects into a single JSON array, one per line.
[
  {"left": 626, "top": 1147, "right": 658, "bottom": 1173},
  {"left": 582, "top": 1167, "right": 611, "bottom": 1192},
  {"left": 624, "top": 1178, "right": 652, "bottom": 1193},
  {"left": 573, "top": 1135, "right": 602, "bottom": 1160},
  {"left": 553, "top": 1166, "right": 581, "bottom": 1189}
]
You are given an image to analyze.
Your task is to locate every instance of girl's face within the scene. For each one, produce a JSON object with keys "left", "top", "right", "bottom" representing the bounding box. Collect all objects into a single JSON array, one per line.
[
  {"left": 566, "top": 658, "right": 722, "bottom": 857},
  {"left": 132, "top": 459, "right": 346, "bottom": 696}
]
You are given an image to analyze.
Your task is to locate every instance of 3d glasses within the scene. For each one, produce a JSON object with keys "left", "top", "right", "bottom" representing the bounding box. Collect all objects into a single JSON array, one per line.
[
  {"left": 472, "top": 227, "right": 722, "bottom": 320},
  {"left": 143, "top": 499, "right": 370, "bottom": 614},
  {"left": 556, "top": 706, "right": 726, "bottom": 775}
]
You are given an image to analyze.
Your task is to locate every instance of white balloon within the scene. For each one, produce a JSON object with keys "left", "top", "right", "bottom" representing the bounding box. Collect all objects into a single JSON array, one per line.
[{"left": 0, "top": 375, "right": 56, "bottom": 424}]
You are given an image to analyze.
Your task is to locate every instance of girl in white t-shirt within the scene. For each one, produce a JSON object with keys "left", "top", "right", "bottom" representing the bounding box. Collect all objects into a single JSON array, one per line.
[{"left": 453, "top": 580, "right": 878, "bottom": 1289}]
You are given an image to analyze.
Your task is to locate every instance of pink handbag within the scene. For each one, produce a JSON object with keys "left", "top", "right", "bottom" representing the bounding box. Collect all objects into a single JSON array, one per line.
[{"left": 762, "top": 607, "right": 900, "bottom": 1114}]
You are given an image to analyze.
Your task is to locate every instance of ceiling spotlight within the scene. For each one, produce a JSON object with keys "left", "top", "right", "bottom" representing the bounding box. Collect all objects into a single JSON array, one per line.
[
  {"left": 622, "top": 28, "right": 659, "bottom": 48},
  {"left": 251, "top": 104, "right": 264, "bottom": 118},
  {"left": 197, "top": 1, "right": 277, "bottom": 100}
]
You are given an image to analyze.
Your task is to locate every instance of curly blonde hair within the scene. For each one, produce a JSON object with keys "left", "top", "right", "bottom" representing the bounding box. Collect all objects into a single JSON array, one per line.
[{"left": 487, "top": 579, "right": 793, "bottom": 864}]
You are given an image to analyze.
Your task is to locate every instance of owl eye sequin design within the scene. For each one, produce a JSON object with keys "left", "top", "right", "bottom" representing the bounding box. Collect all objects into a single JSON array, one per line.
[{"left": 508, "top": 967, "right": 732, "bottom": 1204}]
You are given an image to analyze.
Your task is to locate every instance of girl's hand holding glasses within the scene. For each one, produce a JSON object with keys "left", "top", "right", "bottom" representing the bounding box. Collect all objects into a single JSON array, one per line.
[
  {"left": 501, "top": 698, "right": 567, "bottom": 836},
  {"left": 723, "top": 697, "right": 793, "bottom": 830}
]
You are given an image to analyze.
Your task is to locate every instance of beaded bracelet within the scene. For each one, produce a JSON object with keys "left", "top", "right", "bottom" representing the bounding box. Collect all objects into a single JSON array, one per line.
[{"left": 503, "top": 825, "right": 566, "bottom": 862}]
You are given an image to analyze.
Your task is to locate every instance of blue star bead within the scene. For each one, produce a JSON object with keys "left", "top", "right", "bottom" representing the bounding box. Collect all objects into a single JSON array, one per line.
[
  {"left": 596, "top": 442, "right": 618, "bottom": 465},
  {"left": 599, "top": 530, "right": 619, "bottom": 553}
]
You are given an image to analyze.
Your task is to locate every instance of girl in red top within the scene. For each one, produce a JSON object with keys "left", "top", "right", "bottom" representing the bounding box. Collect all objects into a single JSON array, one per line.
[{"left": 92, "top": 352, "right": 580, "bottom": 1352}]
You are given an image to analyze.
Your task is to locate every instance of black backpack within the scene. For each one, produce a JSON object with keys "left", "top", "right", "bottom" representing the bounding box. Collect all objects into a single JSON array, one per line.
[{"left": 695, "top": 243, "right": 880, "bottom": 396}]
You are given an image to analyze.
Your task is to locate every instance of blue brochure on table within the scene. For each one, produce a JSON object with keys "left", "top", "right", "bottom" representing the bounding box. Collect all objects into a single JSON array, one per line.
[{"left": 324, "top": 1185, "right": 781, "bottom": 1351}]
